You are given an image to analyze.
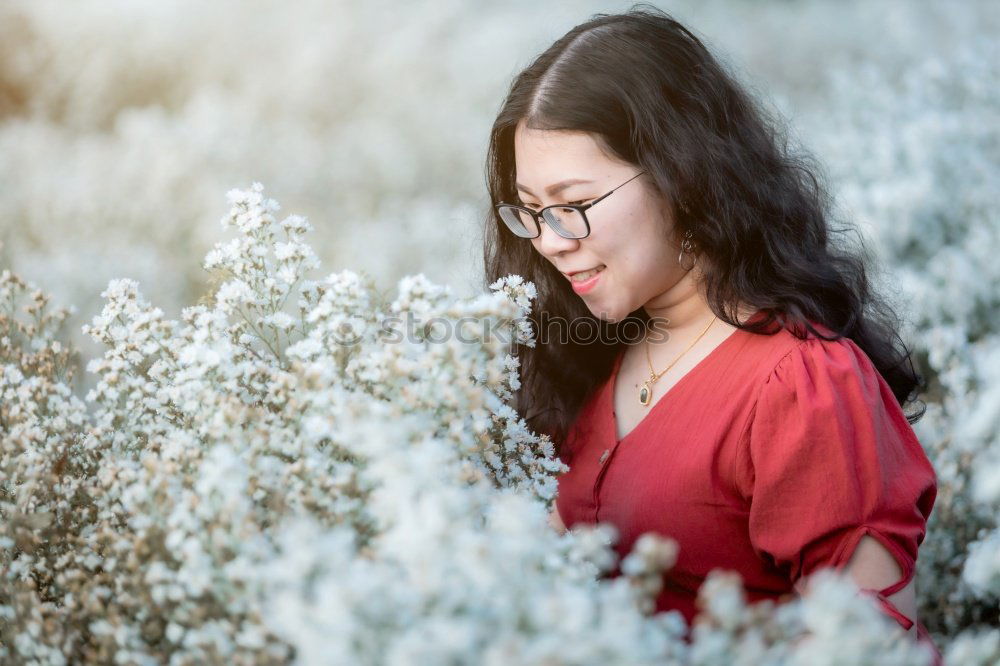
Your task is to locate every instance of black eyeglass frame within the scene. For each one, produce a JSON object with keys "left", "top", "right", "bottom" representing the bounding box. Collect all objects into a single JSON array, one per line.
[{"left": 496, "top": 170, "right": 647, "bottom": 239}]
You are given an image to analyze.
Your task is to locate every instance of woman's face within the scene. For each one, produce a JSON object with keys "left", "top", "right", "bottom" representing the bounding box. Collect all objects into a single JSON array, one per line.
[{"left": 513, "top": 121, "right": 687, "bottom": 323}]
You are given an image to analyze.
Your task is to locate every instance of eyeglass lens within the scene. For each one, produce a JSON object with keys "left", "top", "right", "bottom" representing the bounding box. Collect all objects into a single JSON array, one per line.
[{"left": 498, "top": 205, "right": 588, "bottom": 239}]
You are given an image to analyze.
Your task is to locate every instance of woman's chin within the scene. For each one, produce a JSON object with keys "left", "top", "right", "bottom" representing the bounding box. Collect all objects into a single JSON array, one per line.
[{"left": 588, "top": 304, "right": 627, "bottom": 324}]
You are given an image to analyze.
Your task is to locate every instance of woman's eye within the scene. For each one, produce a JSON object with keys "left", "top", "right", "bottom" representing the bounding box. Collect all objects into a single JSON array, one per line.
[{"left": 524, "top": 200, "right": 586, "bottom": 209}]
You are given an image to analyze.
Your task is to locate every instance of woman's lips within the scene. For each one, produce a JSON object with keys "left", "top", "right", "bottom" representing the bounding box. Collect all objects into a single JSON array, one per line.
[{"left": 568, "top": 265, "right": 605, "bottom": 294}]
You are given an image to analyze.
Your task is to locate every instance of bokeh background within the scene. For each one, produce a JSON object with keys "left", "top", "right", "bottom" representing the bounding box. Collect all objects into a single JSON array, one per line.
[{"left": 1, "top": 0, "right": 999, "bottom": 645}]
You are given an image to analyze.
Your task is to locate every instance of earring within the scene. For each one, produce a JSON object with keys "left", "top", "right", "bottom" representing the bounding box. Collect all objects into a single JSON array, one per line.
[
  {"left": 679, "top": 199, "right": 691, "bottom": 214},
  {"left": 677, "top": 230, "right": 696, "bottom": 270}
]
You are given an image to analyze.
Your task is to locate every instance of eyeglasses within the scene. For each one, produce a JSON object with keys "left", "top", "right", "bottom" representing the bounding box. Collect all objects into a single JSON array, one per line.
[{"left": 496, "top": 171, "right": 646, "bottom": 240}]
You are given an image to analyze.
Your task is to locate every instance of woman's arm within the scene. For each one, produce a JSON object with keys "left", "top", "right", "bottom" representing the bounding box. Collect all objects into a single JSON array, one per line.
[
  {"left": 845, "top": 534, "right": 919, "bottom": 639},
  {"left": 548, "top": 506, "right": 567, "bottom": 535},
  {"left": 794, "top": 534, "right": 919, "bottom": 639}
]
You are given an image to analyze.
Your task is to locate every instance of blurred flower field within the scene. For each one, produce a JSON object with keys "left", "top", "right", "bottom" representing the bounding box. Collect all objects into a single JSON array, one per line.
[{"left": 1, "top": 0, "right": 998, "bottom": 663}]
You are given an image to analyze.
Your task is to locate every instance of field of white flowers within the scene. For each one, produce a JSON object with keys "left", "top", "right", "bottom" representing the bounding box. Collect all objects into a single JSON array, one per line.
[{"left": 1, "top": 0, "right": 998, "bottom": 663}]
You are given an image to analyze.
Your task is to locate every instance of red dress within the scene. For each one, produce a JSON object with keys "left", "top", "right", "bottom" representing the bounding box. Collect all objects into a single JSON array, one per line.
[{"left": 555, "top": 313, "right": 941, "bottom": 661}]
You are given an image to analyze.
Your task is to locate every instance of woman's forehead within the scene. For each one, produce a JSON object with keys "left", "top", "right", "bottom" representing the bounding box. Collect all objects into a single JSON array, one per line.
[
  {"left": 513, "top": 125, "right": 620, "bottom": 185},
  {"left": 514, "top": 123, "right": 604, "bottom": 155}
]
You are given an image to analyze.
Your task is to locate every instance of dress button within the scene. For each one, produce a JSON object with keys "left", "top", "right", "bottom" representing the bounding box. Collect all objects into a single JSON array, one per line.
[{"left": 599, "top": 449, "right": 610, "bottom": 464}]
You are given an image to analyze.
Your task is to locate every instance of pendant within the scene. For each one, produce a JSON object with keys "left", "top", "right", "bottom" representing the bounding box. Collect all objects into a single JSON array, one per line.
[{"left": 639, "top": 380, "right": 652, "bottom": 406}]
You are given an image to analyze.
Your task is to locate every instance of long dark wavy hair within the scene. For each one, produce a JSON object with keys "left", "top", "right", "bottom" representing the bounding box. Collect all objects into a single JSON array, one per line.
[{"left": 482, "top": 4, "right": 925, "bottom": 453}]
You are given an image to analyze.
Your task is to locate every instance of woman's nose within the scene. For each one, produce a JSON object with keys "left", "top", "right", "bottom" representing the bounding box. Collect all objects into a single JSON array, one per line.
[{"left": 533, "top": 219, "right": 580, "bottom": 257}]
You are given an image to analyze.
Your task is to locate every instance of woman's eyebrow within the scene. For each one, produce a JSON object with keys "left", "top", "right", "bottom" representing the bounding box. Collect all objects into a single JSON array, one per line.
[{"left": 515, "top": 178, "right": 593, "bottom": 196}]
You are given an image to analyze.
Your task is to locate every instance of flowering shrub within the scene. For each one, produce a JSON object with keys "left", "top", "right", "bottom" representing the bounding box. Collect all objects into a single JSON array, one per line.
[{"left": 0, "top": 184, "right": 950, "bottom": 664}]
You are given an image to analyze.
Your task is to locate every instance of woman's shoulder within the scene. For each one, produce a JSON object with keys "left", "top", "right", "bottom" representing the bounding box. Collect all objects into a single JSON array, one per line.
[
  {"left": 740, "top": 315, "right": 870, "bottom": 378},
  {"left": 728, "top": 314, "right": 834, "bottom": 378},
  {"left": 724, "top": 315, "right": 899, "bottom": 427},
  {"left": 768, "top": 320, "right": 879, "bottom": 383},
  {"left": 746, "top": 318, "right": 916, "bottom": 448},
  {"left": 735, "top": 316, "right": 936, "bottom": 520}
]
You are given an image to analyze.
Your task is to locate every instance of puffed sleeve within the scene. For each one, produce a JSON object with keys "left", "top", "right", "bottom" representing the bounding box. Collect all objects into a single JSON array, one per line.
[{"left": 739, "top": 336, "right": 937, "bottom": 629}]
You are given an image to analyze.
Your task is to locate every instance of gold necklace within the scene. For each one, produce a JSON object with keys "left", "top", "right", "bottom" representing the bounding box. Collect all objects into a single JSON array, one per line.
[{"left": 638, "top": 315, "right": 717, "bottom": 406}]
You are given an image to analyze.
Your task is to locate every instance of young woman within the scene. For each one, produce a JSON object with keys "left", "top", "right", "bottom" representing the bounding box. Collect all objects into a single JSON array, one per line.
[{"left": 482, "top": 6, "right": 941, "bottom": 662}]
